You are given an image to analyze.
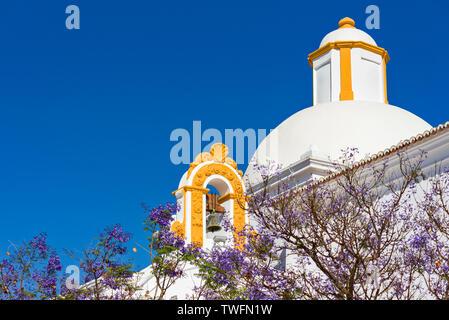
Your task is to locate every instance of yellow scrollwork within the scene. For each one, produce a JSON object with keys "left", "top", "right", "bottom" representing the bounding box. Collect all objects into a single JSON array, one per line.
[
  {"left": 173, "top": 143, "right": 246, "bottom": 248},
  {"left": 187, "top": 143, "right": 240, "bottom": 179}
]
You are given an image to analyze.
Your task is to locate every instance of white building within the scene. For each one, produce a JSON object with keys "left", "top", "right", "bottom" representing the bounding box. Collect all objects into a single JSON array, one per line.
[
  {"left": 245, "top": 17, "right": 433, "bottom": 189},
  {"left": 136, "top": 17, "right": 449, "bottom": 299}
]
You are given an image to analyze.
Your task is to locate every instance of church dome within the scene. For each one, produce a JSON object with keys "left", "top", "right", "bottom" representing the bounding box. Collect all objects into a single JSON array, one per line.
[
  {"left": 244, "top": 101, "right": 431, "bottom": 185},
  {"left": 244, "top": 17, "right": 432, "bottom": 187},
  {"left": 319, "top": 17, "right": 377, "bottom": 48}
]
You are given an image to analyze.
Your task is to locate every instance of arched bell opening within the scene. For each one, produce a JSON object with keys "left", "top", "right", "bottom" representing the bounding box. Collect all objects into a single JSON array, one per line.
[
  {"left": 203, "top": 176, "right": 235, "bottom": 248},
  {"left": 171, "top": 143, "right": 247, "bottom": 249}
]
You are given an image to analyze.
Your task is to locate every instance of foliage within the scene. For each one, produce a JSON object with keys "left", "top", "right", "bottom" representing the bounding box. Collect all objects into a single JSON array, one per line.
[
  {"left": 142, "top": 203, "right": 201, "bottom": 299},
  {"left": 193, "top": 222, "right": 301, "bottom": 300},
  {"left": 62, "top": 224, "right": 136, "bottom": 300},
  {"left": 244, "top": 148, "right": 434, "bottom": 299},
  {"left": 0, "top": 233, "right": 62, "bottom": 300}
]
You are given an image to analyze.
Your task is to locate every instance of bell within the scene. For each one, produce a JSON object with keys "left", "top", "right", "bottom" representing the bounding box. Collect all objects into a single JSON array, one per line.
[{"left": 206, "top": 210, "right": 222, "bottom": 233}]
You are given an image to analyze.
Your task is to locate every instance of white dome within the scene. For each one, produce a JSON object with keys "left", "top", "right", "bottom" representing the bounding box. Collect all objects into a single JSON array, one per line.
[
  {"left": 320, "top": 27, "right": 377, "bottom": 48},
  {"left": 319, "top": 17, "right": 376, "bottom": 48},
  {"left": 245, "top": 101, "right": 432, "bottom": 185}
]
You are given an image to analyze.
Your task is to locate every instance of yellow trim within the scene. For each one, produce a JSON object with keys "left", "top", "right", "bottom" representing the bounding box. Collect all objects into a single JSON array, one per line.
[
  {"left": 172, "top": 185, "right": 209, "bottom": 195},
  {"left": 182, "top": 189, "right": 186, "bottom": 236},
  {"left": 218, "top": 193, "right": 252, "bottom": 205},
  {"left": 173, "top": 143, "right": 246, "bottom": 249},
  {"left": 171, "top": 186, "right": 210, "bottom": 242},
  {"left": 171, "top": 188, "right": 184, "bottom": 237},
  {"left": 308, "top": 41, "right": 389, "bottom": 67},
  {"left": 191, "top": 162, "right": 246, "bottom": 248},
  {"left": 383, "top": 55, "right": 389, "bottom": 104},
  {"left": 187, "top": 143, "right": 240, "bottom": 179},
  {"left": 339, "top": 47, "right": 354, "bottom": 101},
  {"left": 190, "top": 189, "right": 204, "bottom": 246},
  {"left": 217, "top": 193, "right": 235, "bottom": 204}
]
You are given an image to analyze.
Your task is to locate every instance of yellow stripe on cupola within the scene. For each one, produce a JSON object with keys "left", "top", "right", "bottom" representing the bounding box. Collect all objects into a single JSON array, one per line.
[
  {"left": 339, "top": 45, "right": 354, "bottom": 100},
  {"left": 338, "top": 18, "right": 355, "bottom": 100}
]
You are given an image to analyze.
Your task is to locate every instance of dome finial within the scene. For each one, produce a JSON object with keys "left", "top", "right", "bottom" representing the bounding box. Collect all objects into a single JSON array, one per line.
[{"left": 338, "top": 17, "right": 355, "bottom": 29}]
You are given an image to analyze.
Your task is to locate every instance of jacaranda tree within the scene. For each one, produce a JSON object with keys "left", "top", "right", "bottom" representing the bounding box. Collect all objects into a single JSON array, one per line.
[
  {"left": 62, "top": 224, "right": 136, "bottom": 300},
  {"left": 0, "top": 233, "right": 62, "bottom": 300}
]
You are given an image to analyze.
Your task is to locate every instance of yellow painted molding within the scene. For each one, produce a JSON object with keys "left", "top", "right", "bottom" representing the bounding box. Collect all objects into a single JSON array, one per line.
[
  {"left": 191, "top": 162, "right": 246, "bottom": 248},
  {"left": 217, "top": 193, "right": 236, "bottom": 204},
  {"left": 171, "top": 221, "right": 184, "bottom": 238},
  {"left": 218, "top": 192, "right": 247, "bottom": 205},
  {"left": 339, "top": 47, "right": 354, "bottom": 101},
  {"left": 184, "top": 186, "right": 210, "bottom": 193},
  {"left": 170, "top": 188, "right": 187, "bottom": 239},
  {"left": 187, "top": 143, "right": 239, "bottom": 179},
  {"left": 190, "top": 189, "right": 204, "bottom": 246},
  {"left": 173, "top": 143, "right": 247, "bottom": 249},
  {"left": 383, "top": 55, "right": 389, "bottom": 104},
  {"left": 172, "top": 185, "right": 210, "bottom": 195},
  {"left": 308, "top": 41, "right": 390, "bottom": 67}
]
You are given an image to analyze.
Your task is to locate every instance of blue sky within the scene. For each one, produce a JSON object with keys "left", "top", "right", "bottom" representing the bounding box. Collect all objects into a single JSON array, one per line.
[{"left": 1, "top": 0, "right": 448, "bottom": 271}]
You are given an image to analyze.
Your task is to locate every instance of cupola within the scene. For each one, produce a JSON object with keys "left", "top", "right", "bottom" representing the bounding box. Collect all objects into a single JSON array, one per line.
[{"left": 308, "top": 17, "right": 389, "bottom": 105}]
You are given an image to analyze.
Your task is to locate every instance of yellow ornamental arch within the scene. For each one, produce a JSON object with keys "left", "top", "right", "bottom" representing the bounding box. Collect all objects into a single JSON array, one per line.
[{"left": 171, "top": 143, "right": 246, "bottom": 248}]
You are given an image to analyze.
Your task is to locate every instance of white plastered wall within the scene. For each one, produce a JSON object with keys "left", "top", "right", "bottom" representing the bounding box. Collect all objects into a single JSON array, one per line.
[
  {"left": 351, "top": 48, "right": 384, "bottom": 103},
  {"left": 312, "top": 49, "right": 340, "bottom": 105}
]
